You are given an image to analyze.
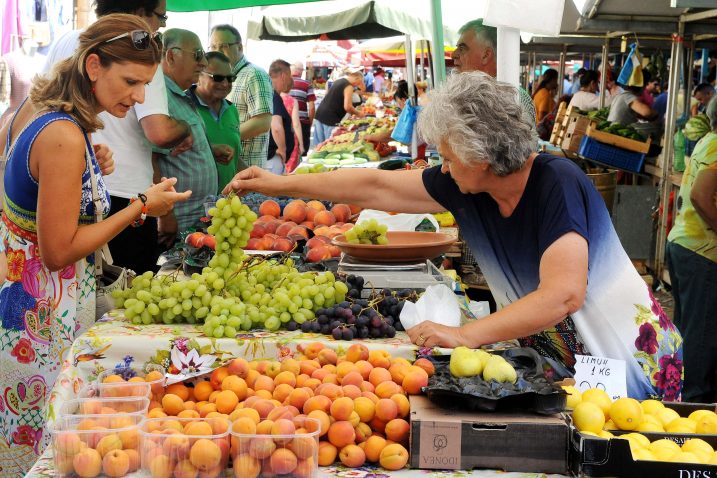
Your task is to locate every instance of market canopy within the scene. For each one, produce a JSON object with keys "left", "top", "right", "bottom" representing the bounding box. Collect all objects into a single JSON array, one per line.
[
  {"left": 246, "top": 0, "right": 458, "bottom": 43},
  {"left": 167, "top": 0, "right": 323, "bottom": 11}
]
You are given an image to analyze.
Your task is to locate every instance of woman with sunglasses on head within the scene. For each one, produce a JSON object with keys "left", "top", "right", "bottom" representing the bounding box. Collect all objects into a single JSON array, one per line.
[
  {"left": 188, "top": 51, "right": 247, "bottom": 194},
  {"left": 0, "top": 15, "right": 190, "bottom": 474}
]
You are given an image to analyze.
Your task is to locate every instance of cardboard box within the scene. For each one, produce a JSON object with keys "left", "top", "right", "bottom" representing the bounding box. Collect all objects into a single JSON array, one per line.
[
  {"left": 409, "top": 395, "right": 568, "bottom": 474},
  {"left": 569, "top": 401, "right": 717, "bottom": 477}
]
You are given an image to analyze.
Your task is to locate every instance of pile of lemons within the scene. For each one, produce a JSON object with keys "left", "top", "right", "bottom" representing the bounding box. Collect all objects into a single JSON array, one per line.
[{"left": 563, "top": 386, "right": 717, "bottom": 463}]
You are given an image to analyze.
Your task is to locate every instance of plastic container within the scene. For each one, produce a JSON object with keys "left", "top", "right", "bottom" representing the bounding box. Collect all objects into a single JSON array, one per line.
[
  {"left": 59, "top": 396, "right": 149, "bottom": 418},
  {"left": 52, "top": 413, "right": 143, "bottom": 477},
  {"left": 230, "top": 416, "right": 320, "bottom": 478},
  {"left": 139, "top": 417, "right": 230, "bottom": 478},
  {"left": 579, "top": 136, "right": 646, "bottom": 173},
  {"left": 95, "top": 365, "right": 166, "bottom": 400}
]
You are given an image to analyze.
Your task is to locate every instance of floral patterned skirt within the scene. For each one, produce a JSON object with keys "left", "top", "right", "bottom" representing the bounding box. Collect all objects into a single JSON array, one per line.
[{"left": 0, "top": 232, "right": 95, "bottom": 477}]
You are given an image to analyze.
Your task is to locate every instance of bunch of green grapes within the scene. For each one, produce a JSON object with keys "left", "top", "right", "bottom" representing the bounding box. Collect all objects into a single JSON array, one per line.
[{"left": 344, "top": 219, "right": 389, "bottom": 245}]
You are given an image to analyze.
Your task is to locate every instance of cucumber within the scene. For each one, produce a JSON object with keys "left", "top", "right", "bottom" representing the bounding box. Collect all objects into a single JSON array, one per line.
[
  {"left": 324, "top": 158, "right": 340, "bottom": 165},
  {"left": 340, "top": 153, "right": 355, "bottom": 160},
  {"left": 307, "top": 157, "right": 324, "bottom": 164}
]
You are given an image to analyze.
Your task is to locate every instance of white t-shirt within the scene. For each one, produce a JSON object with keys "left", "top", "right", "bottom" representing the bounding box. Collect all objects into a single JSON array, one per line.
[{"left": 42, "top": 29, "right": 169, "bottom": 198}]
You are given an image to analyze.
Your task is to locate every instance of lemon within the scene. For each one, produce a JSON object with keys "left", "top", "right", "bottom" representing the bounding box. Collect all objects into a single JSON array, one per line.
[
  {"left": 669, "top": 451, "right": 702, "bottom": 463},
  {"left": 692, "top": 450, "right": 712, "bottom": 464},
  {"left": 573, "top": 402, "right": 606, "bottom": 434},
  {"left": 688, "top": 409, "right": 714, "bottom": 422},
  {"left": 709, "top": 451, "right": 717, "bottom": 465},
  {"left": 603, "top": 419, "right": 618, "bottom": 430},
  {"left": 682, "top": 438, "right": 714, "bottom": 456},
  {"left": 642, "top": 414, "right": 663, "bottom": 427},
  {"left": 617, "top": 435, "right": 645, "bottom": 454},
  {"left": 696, "top": 414, "right": 717, "bottom": 434},
  {"left": 582, "top": 388, "right": 612, "bottom": 418},
  {"left": 632, "top": 448, "right": 656, "bottom": 461},
  {"left": 598, "top": 430, "right": 614, "bottom": 439},
  {"left": 656, "top": 407, "right": 681, "bottom": 426},
  {"left": 636, "top": 421, "right": 664, "bottom": 433},
  {"left": 640, "top": 399, "right": 665, "bottom": 415},
  {"left": 610, "top": 397, "right": 643, "bottom": 430},
  {"left": 562, "top": 385, "right": 582, "bottom": 410},
  {"left": 649, "top": 438, "right": 682, "bottom": 458},
  {"left": 622, "top": 432, "right": 651, "bottom": 449},
  {"left": 665, "top": 417, "right": 697, "bottom": 433}
]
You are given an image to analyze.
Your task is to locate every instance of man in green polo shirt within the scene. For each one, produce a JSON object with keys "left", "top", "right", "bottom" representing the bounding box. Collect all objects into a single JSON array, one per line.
[{"left": 188, "top": 51, "right": 247, "bottom": 193}]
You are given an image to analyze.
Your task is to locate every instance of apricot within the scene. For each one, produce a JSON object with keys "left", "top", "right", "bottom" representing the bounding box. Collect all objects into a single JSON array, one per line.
[
  {"left": 254, "top": 389, "right": 273, "bottom": 400},
  {"left": 162, "top": 434, "right": 190, "bottom": 460},
  {"left": 369, "top": 417, "right": 387, "bottom": 434},
  {"left": 267, "top": 405, "right": 296, "bottom": 422},
  {"left": 215, "top": 390, "right": 239, "bottom": 414},
  {"left": 125, "top": 448, "right": 140, "bottom": 473},
  {"left": 322, "top": 373, "right": 339, "bottom": 385},
  {"left": 318, "top": 441, "right": 338, "bottom": 466},
  {"left": 233, "top": 417, "right": 258, "bottom": 436},
  {"left": 317, "top": 348, "right": 338, "bottom": 366},
  {"left": 362, "top": 391, "right": 380, "bottom": 404},
  {"left": 209, "top": 367, "right": 229, "bottom": 390},
  {"left": 328, "top": 421, "right": 356, "bottom": 449},
  {"left": 303, "top": 395, "right": 331, "bottom": 415},
  {"left": 221, "top": 375, "right": 248, "bottom": 401},
  {"left": 375, "top": 398, "right": 399, "bottom": 422},
  {"left": 73, "top": 447, "right": 102, "bottom": 478},
  {"left": 273, "top": 371, "right": 297, "bottom": 388},
  {"left": 368, "top": 350, "right": 391, "bottom": 369},
  {"left": 306, "top": 410, "right": 331, "bottom": 437},
  {"left": 253, "top": 375, "right": 275, "bottom": 393},
  {"left": 359, "top": 381, "right": 375, "bottom": 394},
  {"left": 233, "top": 453, "right": 260, "bottom": 478},
  {"left": 375, "top": 381, "right": 403, "bottom": 399},
  {"left": 391, "top": 394, "right": 410, "bottom": 418},
  {"left": 177, "top": 409, "right": 200, "bottom": 419},
  {"left": 272, "top": 383, "right": 293, "bottom": 403},
  {"left": 340, "top": 371, "right": 364, "bottom": 388},
  {"left": 256, "top": 419, "right": 275, "bottom": 435},
  {"left": 244, "top": 369, "right": 260, "bottom": 389},
  {"left": 368, "top": 367, "right": 392, "bottom": 388},
  {"left": 227, "top": 357, "right": 250, "bottom": 378},
  {"left": 317, "top": 383, "right": 343, "bottom": 401},
  {"left": 251, "top": 399, "right": 276, "bottom": 419},
  {"left": 210, "top": 417, "right": 229, "bottom": 435},
  {"left": 293, "top": 457, "right": 316, "bottom": 478},
  {"left": 379, "top": 443, "right": 409, "bottom": 470},
  {"left": 345, "top": 344, "right": 369, "bottom": 363},
  {"left": 355, "top": 422, "right": 372, "bottom": 443},
  {"left": 330, "top": 397, "right": 355, "bottom": 421},
  {"left": 342, "top": 384, "right": 362, "bottom": 400},
  {"left": 162, "top": 394, "right": 185, "bottom": 416},
  {"left": 353, "top": 396, "right": 376, "bottom": 423},
  {"left": 149, "top": 454, "right": 173, "bottom": 478},
  {"left": 402, "top": 366, "right": 429, "bottom": 395},
  {"left": 355, "top": 360, "right": 373, "bottom": 380},
  {"left": 289, "top": 434, "right": 318, "bottom": 460},
  {"left": 270, "top": 447, "right": 298, "bottom": 474},
  {"left": 339, "top": 444, "right": 366, "bottom": 467},
  {"left": 163, "top": 420, "right": 184, "bottom": 433},
  {"left": 286, "top": 388, "right": 311, "bottom": 411},
  {"left": 363, "top": 435, "right": 387, "bottom": 462},
  {"left": 56, "top": 453, "right": 75, "bottom": 475},
  {"left": 173, "top": 459, "right": 198, "bottom": 478},
  {"left": 189, "top": 439, "right": 222, "bottom": 471},
  {"left": 166, "top": 383, "right": 190, "bottom": 401},
  {"left": 299, "top": 360, "right": 321, "bottom": 376},
  {"left": 148, "top": 408, "right": 168, "bottom": 419},
  {"left": 413, "top": 358, "right": 436, "bottom": 377},
  {"left": 336, "top": 362, "right": 358, "bottom": 379},
  {"left": 248, "top": 436, "right": 276, "bottom": 459},
  {"left": 118, "top": 427, "right": 139, "bottom": 449},
  {"left": 303, "top": 378, "right": 322, "bottom": 391},
  {"left": 56, "top": 432, "right": 83, "bottom": 457},
  {"left": 385, "top": 418, "right": 410, "bottom": 443},
  {"left": 185, "top": 421, "right": 213, "bottom": 436},
  {"left": 389, "top": 363, "right": 410, "bottom": 385},
  {"left": 231, "top": 407, "right": 260, "bottom": 425},
  {"left": 95, "top": 433, "right": 122, "bottom": 457},
  {"left": 271, "top": 419, "right": 296, "bottom": 445},
  {"left": 199, "top": 402, "right": 217, "bottom": 418}
]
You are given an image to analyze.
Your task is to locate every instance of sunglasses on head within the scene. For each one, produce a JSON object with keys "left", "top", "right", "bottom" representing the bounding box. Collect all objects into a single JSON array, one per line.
[
  {"left": 104, "top": 30, "right": 158, "bottom": 50},
  {"left": 202, "top": 71, "right": 236, "bottom": 83}
]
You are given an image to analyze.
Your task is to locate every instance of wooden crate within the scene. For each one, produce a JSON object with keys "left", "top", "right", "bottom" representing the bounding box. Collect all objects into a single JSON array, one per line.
[
  {"left": 585, "top": 125, "right": 651, "bottom": 154},
  {"left": 549, "top": 102, "right": 568, "bottom": 145}
]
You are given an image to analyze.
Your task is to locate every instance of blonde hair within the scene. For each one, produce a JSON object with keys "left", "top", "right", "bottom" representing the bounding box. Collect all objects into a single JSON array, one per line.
[{"left": 30, "top": 14, "right": 160, "bottom": 132}]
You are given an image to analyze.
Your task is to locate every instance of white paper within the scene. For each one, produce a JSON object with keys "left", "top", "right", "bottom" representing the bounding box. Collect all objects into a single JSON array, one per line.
[
  {"left": 400, "top": 284, "right": 461, "bottom": 330},
  {"left": 356, "top": 209, "right": 439, "bottom": 232},
  {"left": 573, "top": 354, "right": 628, "bottom": 400}
]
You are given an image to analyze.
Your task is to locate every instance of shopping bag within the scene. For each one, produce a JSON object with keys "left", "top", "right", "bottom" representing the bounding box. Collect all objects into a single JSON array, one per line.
[{"left": 391, "top": 101, "right": 420, "bottom": 144}]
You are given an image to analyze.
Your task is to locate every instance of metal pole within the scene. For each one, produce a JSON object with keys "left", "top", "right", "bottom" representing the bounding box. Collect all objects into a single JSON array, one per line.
[
  {"left": 701, "top": 48, "right": 710, "bottom": 83},
  {"left": 558, "top": 44, "right": 567, "bottom": 98},
  {"left": 599, "top": 37, "right": 609, "bottom": 108},
  {"left": 430, "top": 0, "right": 446, "bottom": 85},
  {"left": 655, "top": 28, "right": 684, "bottom": 280},
  {"left": 419, "top": 40, "right": 425, "bottom": 81}
]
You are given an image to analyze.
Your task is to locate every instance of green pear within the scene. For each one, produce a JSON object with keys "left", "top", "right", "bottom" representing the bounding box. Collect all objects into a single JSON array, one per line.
[
  {"left": 482, "top": 355, "right": 518, "bottom": 383},
  {"left": 449, "top": 346, "right": 484, "bottom": 377}
]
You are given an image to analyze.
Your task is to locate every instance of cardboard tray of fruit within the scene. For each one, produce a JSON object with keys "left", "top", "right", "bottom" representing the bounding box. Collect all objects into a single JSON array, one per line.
[{"left": 422, "top": 348, "right": 567, "bottom": 415}]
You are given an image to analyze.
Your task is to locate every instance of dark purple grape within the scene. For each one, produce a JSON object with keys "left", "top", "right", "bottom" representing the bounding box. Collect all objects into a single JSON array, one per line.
[
  {"left": 330, "top": 320, "right": 342, "bottom": 330},
  {"left": 316, "top": 308, "right": 326, "bottom": 316},
  {"left": 339, "top": 301, "right": 350, "bottom": 309},
  {"left": 349, "top": 289, "right": 360, "bottom": 299},
  {"left": 394, "top": 320, "right": 404, "bottom": 331},
  {"left": 358, "top": 327, "right": 369, "bottom": 339},
  {"left": 325, "top": 307, "right": 336, "bottom": 317},
  {"left": 341, "top": 309, "right": 353, "bottom": 320},
  {"left": 350, "top": 304, "right": 362, "bottom": 315},
  {"left": 358, "top": 299, "right": 369, "bottom": 308},
  {"left": 369, "top": 327, "right": 382, "bottom": 338},
  {"left": 342, "top": 328, "right": 354, "bottom": 340},
  {"left": 311, "top": 321, "right": 321, "bottom": 333},
  {"left": 385, "top": 325, "right": 396, "bottom": 338},
  {"left": 317, "top": 314, "right": 329, "bottom": 325},
  {"left": 301, "top": 321, "right": 312, "bottom": 333},
  {"left": 332, "top": 327, "right": 342, "bottom": 340},
  {"left": 383, "top": 316, "right": 394, "bottom": 327},
  {"left": 286, "top": 320, "right": 298, "bottom": 331},
  {"left": 370, "top": 316, "right": 382, "bottom": 329},
  {"left": 347, "top": 316, "right": 356, "bottom": 325},
  {"left": 356, "top": 315, "right": 369, "bottom": 328},
  {"left": 320, "top": 324, "right": 331, "bottom": 335},
  {"left": 354, "top": 276, "right": 364, "bottom": 289}
]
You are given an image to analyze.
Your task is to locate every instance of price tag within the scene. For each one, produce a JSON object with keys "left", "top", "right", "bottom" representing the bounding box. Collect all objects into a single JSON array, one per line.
[{"left": 573, "top": 354, "right": 627, "bottom": 400}]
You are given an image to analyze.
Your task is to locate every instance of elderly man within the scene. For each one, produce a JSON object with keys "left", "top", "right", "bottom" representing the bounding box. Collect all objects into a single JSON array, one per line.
[
  {"left": 188, "top": 51, "right": 246, "bottom": 193},
  {"left": 155, "top": 29, "right": 227, "bottom": 245},
  {"left": 209, "top": 24, "right": 273, "bottom": 168},
  {"left": 42, "top": 0, "right": 192, "bottom": 273},
  {"left": 289, "top": 61, "right": 315, "bottom": 158},
  {"left": 452, "top": 19, "right": 536, "bottom": 126},
  {"left": 266, "top": 60, "right": 295, "bottom": 175},
  {"left": 224, "top": 72, "right": 683, "bottom": 401}
]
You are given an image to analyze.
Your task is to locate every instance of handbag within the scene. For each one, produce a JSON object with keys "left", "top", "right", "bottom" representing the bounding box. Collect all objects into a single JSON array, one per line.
[{"left": 86, "top": 142, "right": 135, "bottom": 320}]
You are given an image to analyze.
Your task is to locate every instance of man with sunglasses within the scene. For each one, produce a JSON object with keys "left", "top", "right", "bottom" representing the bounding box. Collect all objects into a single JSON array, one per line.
[
  {"left": 188, "top": 51, "right": 247, "bottom": 194},
  {"left": 41, "top": 0, "right": 193, "bottom": 274},
  {"left": 210, "top": 24, "right": 273, "bottom": 169}
]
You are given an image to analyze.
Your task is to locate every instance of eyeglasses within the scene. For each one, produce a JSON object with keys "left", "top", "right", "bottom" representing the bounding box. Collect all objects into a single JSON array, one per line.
[
  {"left": 209, "top": 42, "right": 239, "bottom": 51},
  {"left": 170, "top": 47, "right": 205, "bottom": 62},
  {"left": 104, "top": 30, "right": 158, "bottom": 50},
  {"left": 202, "top": 71, "right": 236, "bottom": 83},
  {"left": 153, "top": 10, "right": 168, "bottom": 22}
]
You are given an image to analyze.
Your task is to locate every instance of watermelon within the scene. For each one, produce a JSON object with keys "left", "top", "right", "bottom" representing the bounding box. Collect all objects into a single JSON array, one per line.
[{"left": 684, "top": 114, "right": 711, "bottom": 141}]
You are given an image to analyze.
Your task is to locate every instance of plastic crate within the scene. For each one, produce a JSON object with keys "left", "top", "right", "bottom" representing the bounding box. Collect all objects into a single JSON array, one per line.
[{"left": 578, "top": 136, "right": 646, "bottom": 173}]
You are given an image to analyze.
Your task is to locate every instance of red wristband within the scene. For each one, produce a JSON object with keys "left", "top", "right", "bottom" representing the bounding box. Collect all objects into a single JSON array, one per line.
[{"left": 129, "top": 194, "right": 148, "bottom": 227}]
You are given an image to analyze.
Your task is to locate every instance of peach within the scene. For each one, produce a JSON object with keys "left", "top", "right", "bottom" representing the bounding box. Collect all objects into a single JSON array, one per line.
[
  {"left": 275, "top": 221, "right": 298, "bottom": 237},
  {"left": 339, "top": 444, "right": 366, "bottom": 467},
  {"left": 248, "top": 436, "right": 276, "bottom": 460},
  {"left": 330, "top": 397, "right": 355, "bottom": 421},
  {"left": 313, "top": 225, "right": 331, "bottom": 237},
  {"left": 307, "top": 410, "right": 331, "bottom": 437},
  {"left": 328, "top": 421, "right": 356, "bottom": 449},
  {"left": 255, "top": 214, "right": 275, "bottom": 223},
  {"left": 209, "top": 367, "right": 229, "bottom": 390},
  {"left": 259, "top": 200, "right": 281, "bottom": 218},
  {"left": 101, "top": 449, "right": 130, "bottom": 478},
  {"left": 233, "top": 454, "right": 260, "bottom": 478},
  {"left": 283, "top": 200, "right": 308, "bottom": 223},
  {"left": 184, "top": 421, "right": 213, "bottom": 436},
  {"left": 173, "top": 459, "right": 198, "bottom": 478},
  {"left": 363, "top": 435, "right": 387, "bottom": 462},
  {"left": 368, "top": 367, "right": 392, "bottom": 388},
  {"left": 95, "top": 433, "right": 122, "bottom": 457},
  {"left": 73, "top": 447, "right": 102, "bottom": 478},
  {"left": 306, "top": 245, "right": 332, "bottom": 262},
  {"left": 413, "top": 358, "right": 435, "bottom": 377},
  {"left": 306, "top": 199, "right": 326, "bottom": 212},
  {"left": 149, "top": 454, "right": 172, "bottom": 478},
  {"left": 317, "top": 348, "right": 338, "bottom": 366},
  {"left": 249, "top": 223, "right": 267, "bottom": 239},
  {"left": 318, "top": 441, "right": 338, "bottom": 466},
  {"left": 306, "top": 236, "right": 331, "bottom": 249},
  {"left": 391, "top": 394, "right": 410, "bottom": 418},
  {"left": 368, "top": 350, "right": 392, "bottom": 369},
  {"left": 375, "top": 381, "right": 403, "bottom": 399},
  {"left": 353, "top": 396, "right": 376, "bottom": 423},
  {"left": 379, "top": 443, "right": 409, "bottom": 470},
  {"left": 331, "top": 204, "right": 352, "bottom": 223},
  {"left": 314, "top": 210, "right": 336, "bottom": 227},
  {"left": 402, "top": 366, "right": 429, "bottom": 395},
  {"left": 125, "top": 449, "right": 140, "bottom": 473},
  {"left": 56, "top": 432, "right": 83, "bottom": 457},
  {"left": 342, "top": 384, "right": 362, "bottom": 399},
  {"left": 385, "top": 418, "right": 410, "bottom": 443},
  {"left": 221, "top": 376, "right": 248, "bottom": 401},
  {"left": 162, "top": 393, "right": 185, "bottom": 416},
  {"left": 189, "top": 439, "right": 221, "bottom": 471}
]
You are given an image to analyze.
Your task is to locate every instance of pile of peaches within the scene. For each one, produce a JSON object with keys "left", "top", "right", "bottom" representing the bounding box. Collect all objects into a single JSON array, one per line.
[
  {"left": 54, "top": 343, "right": 433, "bottom": 477},
  {"left": 248, "top": 200, "right": 361, "bottom": 262}
]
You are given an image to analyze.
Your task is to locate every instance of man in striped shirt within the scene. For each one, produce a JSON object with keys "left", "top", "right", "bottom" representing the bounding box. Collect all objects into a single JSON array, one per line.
[
  {"left": 289, "top": 62, "right": 316, "bottom": 158},
  {"left": 210, "top": 24, "right": 273, "bottom": 168}
]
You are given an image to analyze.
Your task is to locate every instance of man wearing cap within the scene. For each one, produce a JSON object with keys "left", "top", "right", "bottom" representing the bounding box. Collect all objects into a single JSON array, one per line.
[{"left": 289, "top": 62, "right": 316, "bottom": 157}]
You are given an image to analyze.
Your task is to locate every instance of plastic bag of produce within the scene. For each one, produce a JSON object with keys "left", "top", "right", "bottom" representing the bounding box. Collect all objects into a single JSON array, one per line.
[{"left": 400, "top": 284, "right": 461, "bottom": 330}]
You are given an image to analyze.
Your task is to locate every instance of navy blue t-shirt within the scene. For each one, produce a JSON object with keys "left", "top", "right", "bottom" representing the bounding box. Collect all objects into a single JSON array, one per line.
[{"left": 268, "top": 91, "right": 294, "bottom": 160}]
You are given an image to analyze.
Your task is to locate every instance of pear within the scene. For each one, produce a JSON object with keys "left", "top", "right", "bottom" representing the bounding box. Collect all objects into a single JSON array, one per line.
[
  {"left": 482, "top": 355, "right": 518, "bottom": 383},
  {"left": 449, "top": 346, "right": 485, "bottom": 377}
]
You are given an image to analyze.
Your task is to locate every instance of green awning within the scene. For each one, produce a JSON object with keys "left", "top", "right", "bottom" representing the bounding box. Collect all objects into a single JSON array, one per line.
[{"left": 167, "top": 0, "right": 324, "bottom": 12}]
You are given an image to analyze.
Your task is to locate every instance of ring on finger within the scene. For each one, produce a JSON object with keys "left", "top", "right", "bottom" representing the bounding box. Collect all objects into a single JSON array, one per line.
[{"left": 417, "top": 334, "right": 426, "bottom": 345}]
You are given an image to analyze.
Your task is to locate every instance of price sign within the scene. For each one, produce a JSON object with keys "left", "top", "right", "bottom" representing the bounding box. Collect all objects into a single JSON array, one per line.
[{"left": 573, "top": 354, "right": 627, "bottom": 400}]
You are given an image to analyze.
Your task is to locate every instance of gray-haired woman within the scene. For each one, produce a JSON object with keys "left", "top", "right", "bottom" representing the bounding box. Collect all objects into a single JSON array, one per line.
[
  {"left": 224, "top": 71, "right": 683, "bottom": 400},
  {"left": 666, "top": 96, "right": 717, "bottom": 403}
]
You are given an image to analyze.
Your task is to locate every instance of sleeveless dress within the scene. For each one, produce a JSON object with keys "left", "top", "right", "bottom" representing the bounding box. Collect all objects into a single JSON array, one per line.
[{"left": 0, "top": 110, "right": 110, "bottom": 477}]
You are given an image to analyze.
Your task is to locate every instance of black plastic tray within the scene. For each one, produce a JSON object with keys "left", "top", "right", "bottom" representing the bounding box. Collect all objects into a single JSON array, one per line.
[{"left": 422, "top": 348, "right": 567, "bottom": 415}]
